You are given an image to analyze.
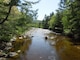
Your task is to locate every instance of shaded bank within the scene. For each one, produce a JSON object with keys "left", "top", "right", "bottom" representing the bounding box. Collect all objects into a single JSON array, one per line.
[{"left": 48, "top": 33, "right": 80, "bottom": 60}]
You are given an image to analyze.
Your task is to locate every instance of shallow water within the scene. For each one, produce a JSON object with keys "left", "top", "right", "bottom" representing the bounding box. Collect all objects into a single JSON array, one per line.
[{"left": 8, "top": 28, "right": 60, "bottom": 60}]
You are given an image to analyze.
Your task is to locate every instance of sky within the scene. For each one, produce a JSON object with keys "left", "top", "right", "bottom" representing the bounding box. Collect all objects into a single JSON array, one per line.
[{"left": 27, "top": 0, "right": 60, "bottom": 20}]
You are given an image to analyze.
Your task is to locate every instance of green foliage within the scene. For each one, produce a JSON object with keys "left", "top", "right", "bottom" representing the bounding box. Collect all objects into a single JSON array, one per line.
[
  {"left": 41, "top": 0, "right": 80, "bottom": 41},
  {"left": 0, "top": 0, "right": 38, "bottom": 42},
  {"left": 48, "top": 15, "right": 56, "bottom": 30}
]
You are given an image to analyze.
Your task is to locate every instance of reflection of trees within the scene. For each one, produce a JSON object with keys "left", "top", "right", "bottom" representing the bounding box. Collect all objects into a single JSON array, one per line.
[
  {"left": 19, "top": 39, "right": 32, "bottom": 60},
  {"left": 21, "top": 39, "right": 32, "bottom": 54},
  {"left": 8, "top": 38, "right": 32, "bottom": 60}
]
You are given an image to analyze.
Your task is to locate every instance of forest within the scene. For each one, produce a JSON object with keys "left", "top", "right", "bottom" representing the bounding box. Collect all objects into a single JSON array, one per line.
[
  {"left": 0, "top": 0, "right": 80, "bottom": 60},
  {"left": 41, "top": 0, "right": 80, "bottom": 43},
  {"left": 0, "top": 0, "right": 80, "bottom": 45}
]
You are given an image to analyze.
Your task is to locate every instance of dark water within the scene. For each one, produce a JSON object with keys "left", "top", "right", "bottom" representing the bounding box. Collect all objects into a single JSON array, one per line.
[{"left": 9, "top": 28, "right": 60, "bottom": 60}]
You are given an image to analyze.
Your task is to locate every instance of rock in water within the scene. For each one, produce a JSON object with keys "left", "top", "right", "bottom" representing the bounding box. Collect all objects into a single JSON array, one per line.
[
  {"left": 0, "top": 58, "right": 6, "bottom": 60},
  {"left": 45, "top": 36, "right": 48, "bottom": 39},
  {"left": 48, "top": 56, "right": 56, "bottom": 60},
  {"left": 17, "top": 50, "right": 21, "bottom": 53},
  {"left": 8, "top": 52, "right": 18, "bottom": 58},
  {"left": 19, "top": 36, "right": 23, "bottom": 39},
  {"left": 50, "top": 42, "right": 56, "bottom": 46}
]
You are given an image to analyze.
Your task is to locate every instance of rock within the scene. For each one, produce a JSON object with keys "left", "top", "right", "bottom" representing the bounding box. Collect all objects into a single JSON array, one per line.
[
  {"left": 40, "top": 57, "right": 42, "bottom": 59},
  {"left": 19, "top": 36, "right": 23, "bottom": 39},
  {"left": 50, "top": 37, "right": 54, "bottom": 40},
  {"left": 6, "top": 42, "right": 12, "bottom": 47},
  {"left": 48, "top": 56, "right": 56, "bottom": 60},
  {"left": 23, "top": 35, "right": 26, "bottom": 39},
  {"left": 50, "top": 42, "right": 56, "bottom": 46},
  {"left": 0, "top": 58, "right": 6, "bottom": 60},
  {"left": 0, "top": 42, "right": 6, "bottom": 50},
  {"left": 17, "top": 50, "right": 21, "bottom": 53},
  {"left": 10, "top": 39, "right": 15, "bottom": 42},
  {"left": 45, "top": 36, "right": 48, "bottom": 39},
  {"left": 0, "top": 50, "right": 7, "bottom": 57},
  {"left": 5, "top": 47, "right": 12, "bottom": 50},
  {"left": 8, "top": 52, "right": 18, "bottom": 58},
  {"left": 77, "top": 47, "right": 80, "bottom": 49},
  {"left": 31, "top": 36, "right": 34, "bottom": 38},
  {"left": 10, "top": 37, "right": 16, "bottom": 42}
]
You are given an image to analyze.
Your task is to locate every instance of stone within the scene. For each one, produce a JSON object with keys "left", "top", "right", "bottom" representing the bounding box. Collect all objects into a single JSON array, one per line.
[
  {"left": 17, "top": 50, "right": 21, "bottom": 53},
  {"left": 48, "top": 56, "right": 56, "bottom": 60},
  {"left": 6, "top": 42, "right": 12, "bottom": 47},
  {"left": 10, "top": 37, "right": 16, "bottom": 42},
  {"left": 23, "top": 35, "right": 26, "bottom": 39},
  {"left": 45, "top": 36, "right": 48, "bottom": 39},
  {"left": 5, "top": 47, "right": 12, "bottom": 50},
  {"left": 50, "top": 37, "right": 54, "bottom": 40},
  {"left": 8, "top": 52, "right": 18, "bottom": 58},
  {"left": 0, "top": 51, "right": 7, "bottom": 57},
  {"left": 50, "top": 42, "right": 56, "bottom": 46},
  {"left": 19, "top": 36, "right": 23, "bottom": 39},
  {"left": 40, "top": 57, "right": 42, "bottom": 59},
  {"left": 0, "top": 58, "right": 6, "bottom": 60}
]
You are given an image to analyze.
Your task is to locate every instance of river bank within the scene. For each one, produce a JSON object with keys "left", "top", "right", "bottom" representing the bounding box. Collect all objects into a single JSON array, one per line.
[
  {"left": 48, "top": 32, "right": 80, "bottom": 60},
  {"left": 0, "top": 28, "right": 35, "bottom": 60}
]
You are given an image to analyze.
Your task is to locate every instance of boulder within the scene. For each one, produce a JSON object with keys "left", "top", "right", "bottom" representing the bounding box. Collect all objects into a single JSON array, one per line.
[
  {"left": 17, "top": 50, "right": 21, "bottom": 53},
  {"left": 10, "top": 39, "right": 16, "bottom": 42},
  {"left": 50, "top": 37, "right": 54, "bottom": 40},
  {"left": 8, "top": 52, "right": 18, "bottom": 58},
  {"left": 45, "top": 36, "right": 48, "bottom": 39},
  {"left": 4, "top": 47, "right": 12, "bottom": 50},
  {"left": 23, "top": 35, "right": 26, "bottom": 39},
  {"left": 6, "top": 42, "right": 12, "bottom": 47},
  {"left": 0, "top": 58, "right": 6, "bottom": 60},
  {"left": 19, "top": 36, "right": 23, "bottom": 40},
  {"left": 0, "top": 50, "right": 7, "bottom": 57},
  {"left": 50, "top": 42, "right": 56, "bottom": 46}
]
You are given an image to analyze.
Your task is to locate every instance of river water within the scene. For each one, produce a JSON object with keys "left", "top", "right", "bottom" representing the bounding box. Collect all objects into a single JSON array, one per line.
[{"left": 9, "top": 28, "right": 60, "bottom": 60}]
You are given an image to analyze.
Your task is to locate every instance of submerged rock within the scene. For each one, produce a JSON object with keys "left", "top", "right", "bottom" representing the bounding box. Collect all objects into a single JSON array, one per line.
[
  {"left": 48, "top": 56, "right": 56, "bottom": 60},
  {"left": 50, "top": 42, "right": 56, "bottom": 46}
]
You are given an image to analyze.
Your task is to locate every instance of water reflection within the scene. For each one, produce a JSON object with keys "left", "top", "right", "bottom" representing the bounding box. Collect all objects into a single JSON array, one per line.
[
  {"left": 20, "top": 29, "right": 59, "bottom": 60},
  {"left": 8, "top": 38, "right": 32, "bottom": 60}
]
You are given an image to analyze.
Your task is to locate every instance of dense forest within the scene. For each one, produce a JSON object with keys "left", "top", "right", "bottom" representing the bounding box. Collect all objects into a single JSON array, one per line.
[
  {"left": 41, "top": 0, "right": 80, "bottom": 43},
  {"left": 0, "top": 0, "right": 40, "bottom": 42},
  {"left": 0, "top": 0, "right": 80, "bottom": 60},
  {"left": 0, "top": 0, "right": 80, "bottom": 43}
]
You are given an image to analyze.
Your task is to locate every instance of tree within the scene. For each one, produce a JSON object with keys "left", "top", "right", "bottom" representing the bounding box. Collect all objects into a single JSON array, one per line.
[{"left": 60, "top": 0, "right": 80, "bottom": 41}]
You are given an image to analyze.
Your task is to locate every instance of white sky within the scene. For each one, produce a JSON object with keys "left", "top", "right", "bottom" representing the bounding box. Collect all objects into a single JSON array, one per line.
[{"left": 27, "top": 0, "right": 60, "bottom": 20}]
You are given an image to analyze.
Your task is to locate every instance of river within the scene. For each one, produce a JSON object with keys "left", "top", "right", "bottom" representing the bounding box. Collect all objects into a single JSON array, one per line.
[{"left": 8, "top": 28, "right": 60, "bottom": 60}]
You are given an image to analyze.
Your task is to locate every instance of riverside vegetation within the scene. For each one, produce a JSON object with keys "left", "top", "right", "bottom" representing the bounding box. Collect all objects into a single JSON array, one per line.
[
  {"left": 41, "top": 0, "right": 80, "bottom": 60},
  {"left": 0, "top": 0, "right": 80, "bottom": 60}
]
